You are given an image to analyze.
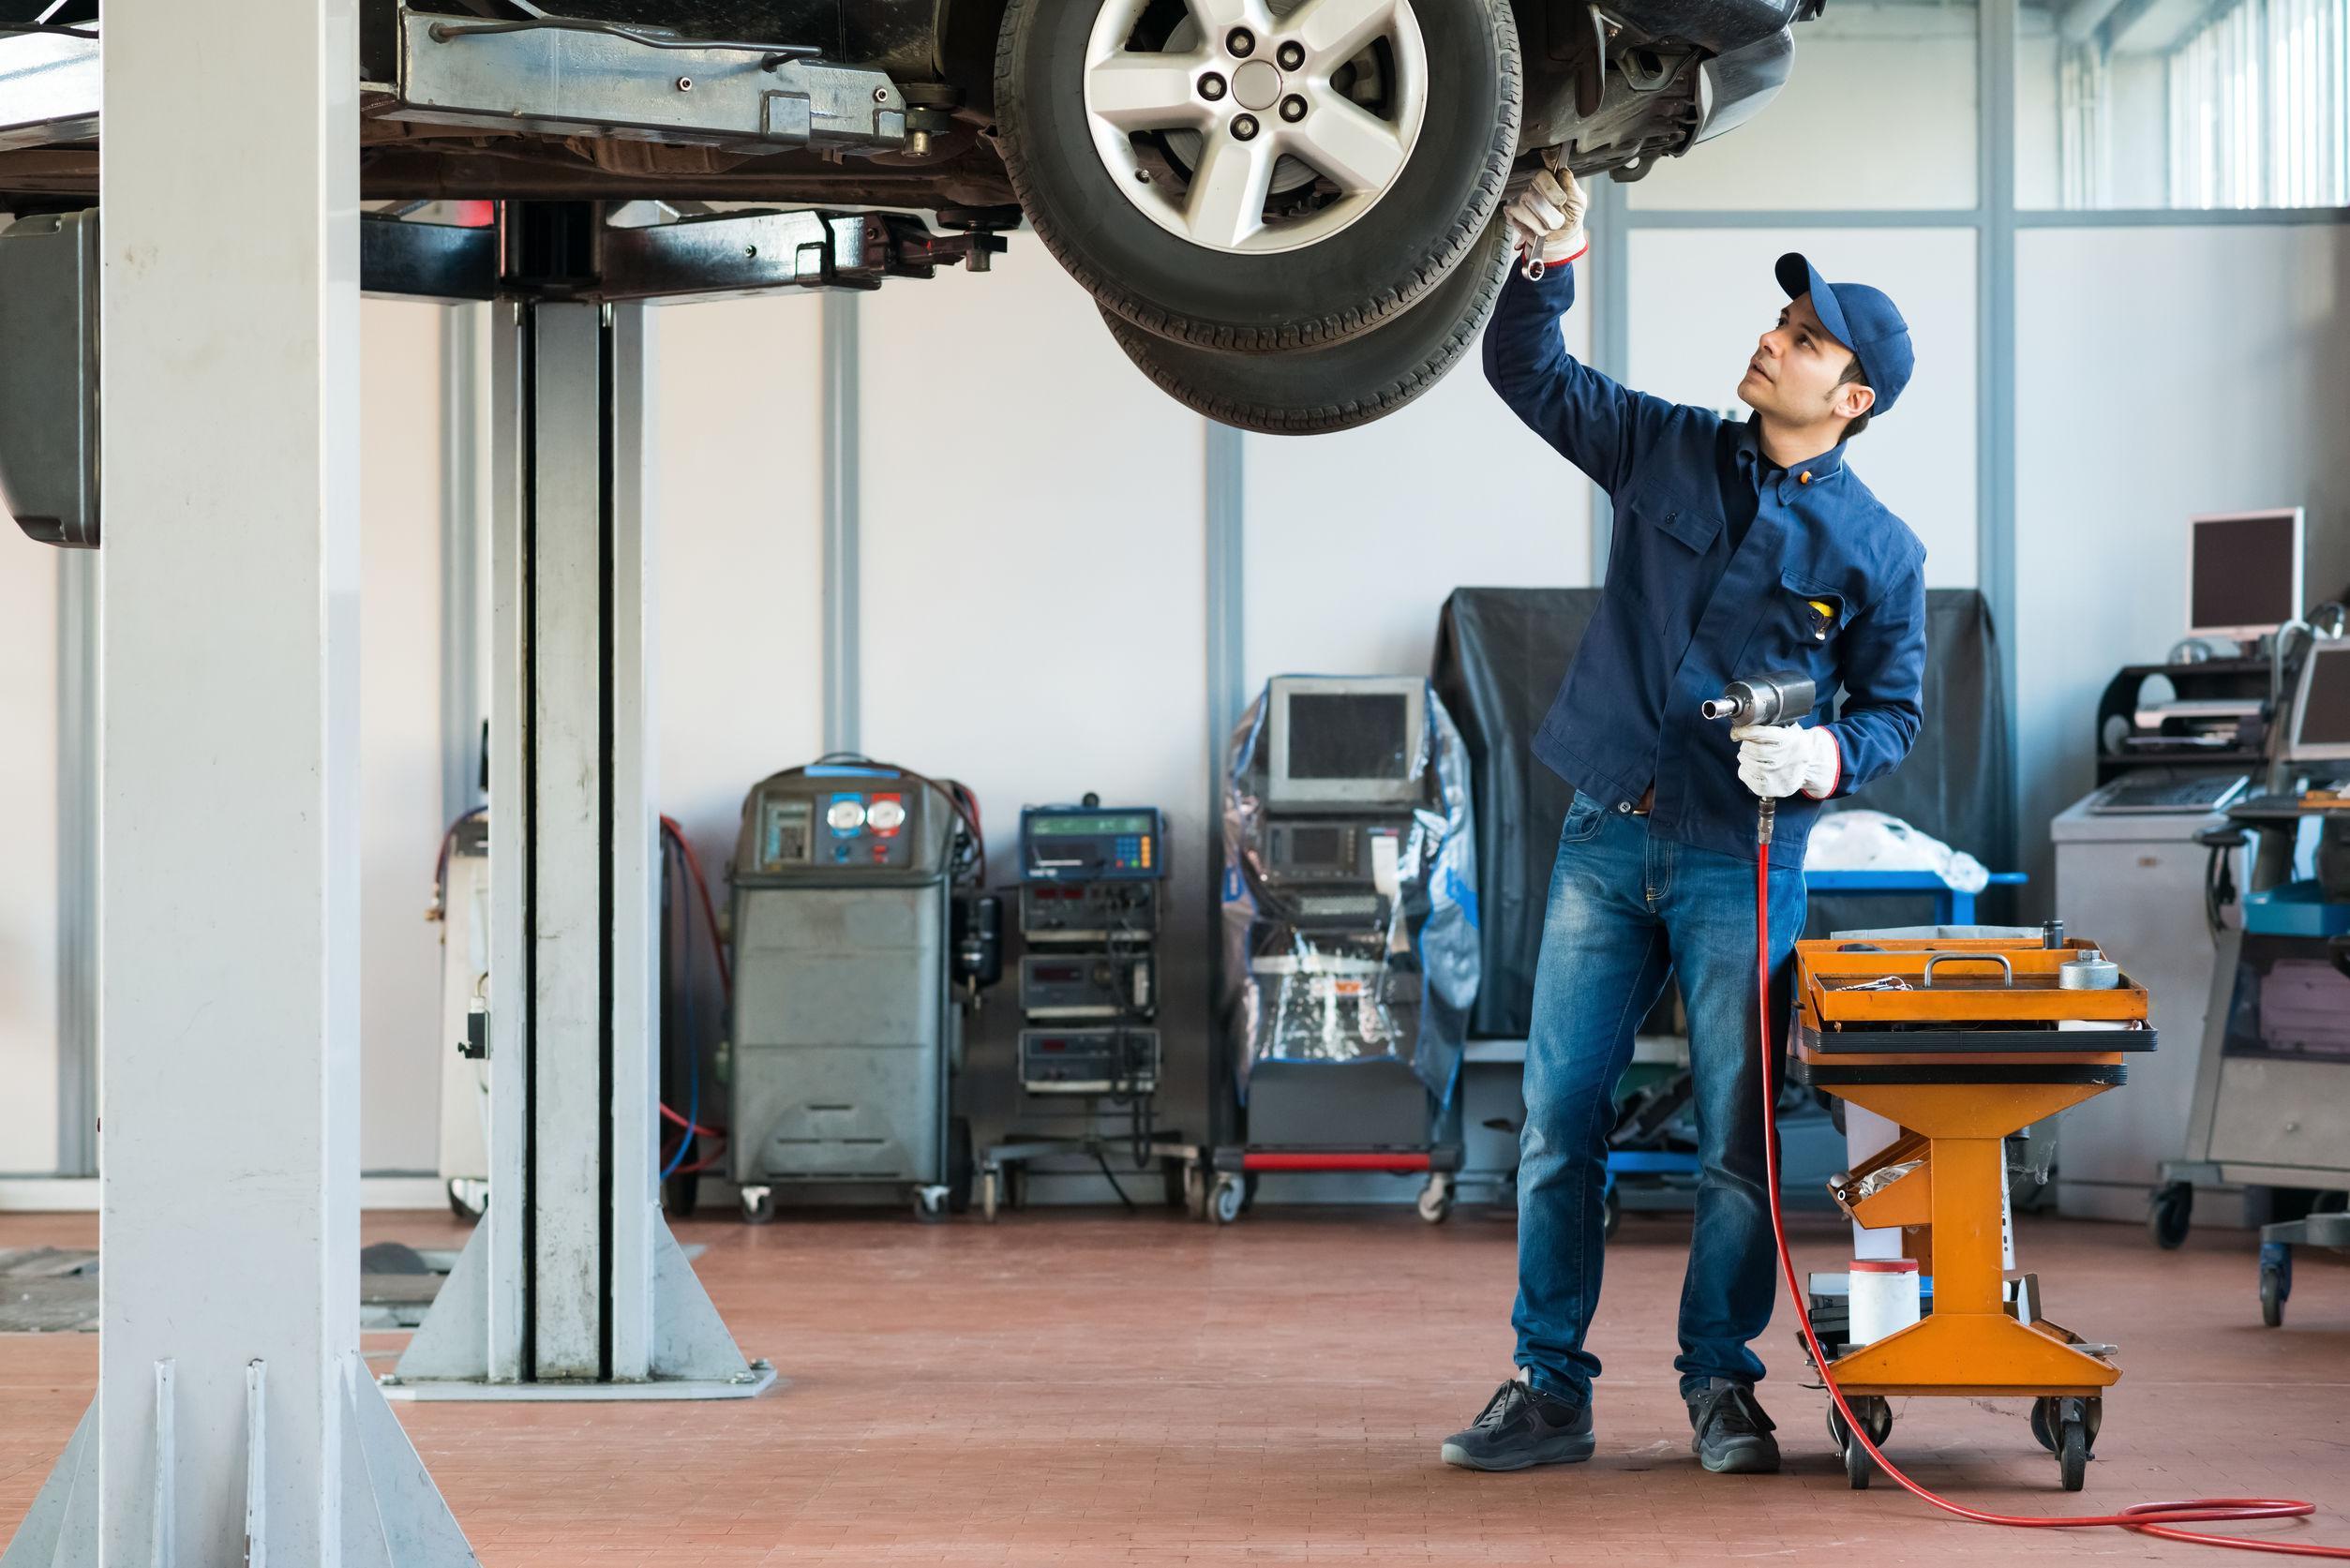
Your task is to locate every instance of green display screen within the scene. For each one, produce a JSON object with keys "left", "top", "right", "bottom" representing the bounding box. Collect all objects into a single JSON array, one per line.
[{"left": 1030, "top": 814, "right": 1151, "bottom": 836}]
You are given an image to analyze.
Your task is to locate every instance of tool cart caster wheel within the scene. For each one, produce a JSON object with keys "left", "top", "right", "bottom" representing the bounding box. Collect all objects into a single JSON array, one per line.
[
  {"left": 980, "top": 1168, "right": 1001, "bottom": 1224},
  {"left": 1417, "top": 1173, "right": 1454, "bottom": 1225},
  {"left": 914, "top": 1187, "right": 949, "bottom": 1224},
  {"left": 2148, "top": 1181, "right": 2193, "bottom": 1249},
  {"left": 1829, "top": 1399, "right": 1889, "bottom": 1488},
  {"left": 1211, "top": 1174, "right": 1246, "bottom": 1226},
  {"left": 1829, "top": 1411, "right": 1872, "bottom": 1489},
  {"left": 1600, "top": 1185, "right": 1621, "bottom": 1240},
  {"left": 1183, "top": 1162, "right": 1208, "bottom": 1221},
  {"left": 2058, "top": 1416, "right": 2088, "bottom": 1491},
  {"left": 740, "top": 1187, "right": 775, "bottom": 1225},
  {"left": 2032, "top": 1396, "right": 2099, "bottom": 1486},
  {"left": 2261, "top": 1262, "right": 2287, "bottom": 1327}
]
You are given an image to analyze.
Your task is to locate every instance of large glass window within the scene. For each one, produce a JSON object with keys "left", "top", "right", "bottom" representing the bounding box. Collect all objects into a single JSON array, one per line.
[
  {"left": 2020, "top": 0, "right": 2349, "bottom": 208},
  {"left": 1628, "top": 0, "right": 1982, "bottom": 212}
]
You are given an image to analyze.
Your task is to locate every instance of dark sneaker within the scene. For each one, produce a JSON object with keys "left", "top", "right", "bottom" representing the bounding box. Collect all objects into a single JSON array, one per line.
[
  {"left": 1440, "top": 1379, "right": 1596, "bottom": 1471},
  {"left": 1687, "top": 1379, "right": 1781, "bottom": 1474}
]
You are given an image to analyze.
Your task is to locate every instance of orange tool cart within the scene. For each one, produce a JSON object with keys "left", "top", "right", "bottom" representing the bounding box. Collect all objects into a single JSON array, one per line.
[{"left": 1789, "top": 933, "right": 2156, "bottom": 1491}]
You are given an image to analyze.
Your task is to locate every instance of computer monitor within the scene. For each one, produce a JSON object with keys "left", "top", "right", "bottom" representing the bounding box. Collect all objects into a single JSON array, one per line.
[
  {"left": 2188, "top": 508, "right": 2304, "bottom": 642},
  {"left": 1264, "top": 676, "right": 1425, "bottom": 811},
  {"left": 2287, "top": 641, "right": 2350, "bottom": 764}
]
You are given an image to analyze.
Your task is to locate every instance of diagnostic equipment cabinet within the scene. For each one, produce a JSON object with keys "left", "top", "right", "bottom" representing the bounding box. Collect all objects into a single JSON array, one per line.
[
  {"left": 1214, "top": 676, "right": 1478, "bottom": 1224},
  {"left": 982, "top": 800, "right": 1195, "bottom": 1219},
  {"left": 2158, "top": 638, "right": 2350, "bottom": 1323},
  {"left": 727, "top": 762, "right": 983, "bottom": 1221}
]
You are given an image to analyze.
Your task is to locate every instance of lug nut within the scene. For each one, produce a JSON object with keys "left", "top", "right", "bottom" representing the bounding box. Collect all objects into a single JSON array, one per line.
[
  {"left": 1279, "top": 94, "right": 1307, "bottom": 122},
  {"left": 1277, "top": 39, "right": 1305, "bottom": 68},
  {"left": 1226, "top": 26, "right": 1255, "bottom": 55},
  {"left": 1200, "top": 71, "right": 1227, "bottom": 100},
  {"left": 1232, "top": 113, "right": 1260, "bottom": 141}
]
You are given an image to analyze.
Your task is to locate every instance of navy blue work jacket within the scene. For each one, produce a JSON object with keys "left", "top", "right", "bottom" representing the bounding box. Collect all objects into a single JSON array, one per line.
[{"left": 1482, "top": 263, "right": 1928, "bottom": 868}]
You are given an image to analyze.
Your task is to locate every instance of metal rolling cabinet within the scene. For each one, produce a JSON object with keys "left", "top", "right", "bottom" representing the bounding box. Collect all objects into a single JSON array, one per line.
[
  {"left": 2049, "top": 794, "right": 2238, "bottom": 1222},
  {"left": 727, "top": 767, "right": 965, "bottom": 1222}
]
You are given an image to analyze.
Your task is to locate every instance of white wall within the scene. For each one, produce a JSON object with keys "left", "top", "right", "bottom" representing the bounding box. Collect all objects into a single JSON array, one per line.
[
  {"left": 651, "top": 293, "right": 828, "bottom": 899},
  {"left": 1240, "top": 286, "right": 1594, "bottom": 687},
  {"left": 2014, "top": 223, "right": 2350, "bottom": 895},
  {"left": 0, "top": 545, "right": 57, "bottom": 1173},
  {"left": 857, "top": 247, "right": 1216, "bottom": 1156},
  {"left": 359, "top": 301, "right": 450, "bottom": 1172},
  {"left": 1630, "top": 2, "right": 1981, "bottom": 211},
  {"left": 1626, "top": 227, "right": 1981, "bottom": 586},
  {"left": 11, "top": 210, "right": 2343, "bottom": 1191}
]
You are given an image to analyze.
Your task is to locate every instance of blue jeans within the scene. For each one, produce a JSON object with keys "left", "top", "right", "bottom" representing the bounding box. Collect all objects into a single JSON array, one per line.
[{"left": 1512, "top": 791, "right": 1804, "bottom": 1404}]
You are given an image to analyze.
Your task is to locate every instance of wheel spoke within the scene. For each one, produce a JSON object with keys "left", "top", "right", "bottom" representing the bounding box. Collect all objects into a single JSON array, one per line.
[
  {"left": 1291, "top": 97, "right": 1407, "bottom": 194},
  {"left": 1183, "top": 132, "right": 1276, "bottom": 247},
  {"left": 1179, "top": 0, "right": 1256, "bottom": 36},
  {"left": 1088, "top": 52, "right": 1212, "bottom": 131},
  {"left": 1285, "top": 0, "right": 1398, "bottom": 67}
]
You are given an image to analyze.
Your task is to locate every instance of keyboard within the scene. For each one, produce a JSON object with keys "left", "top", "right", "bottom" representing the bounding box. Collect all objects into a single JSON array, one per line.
[{"left": 2091, "top": 773, "right": 2249, "bottom": 815}]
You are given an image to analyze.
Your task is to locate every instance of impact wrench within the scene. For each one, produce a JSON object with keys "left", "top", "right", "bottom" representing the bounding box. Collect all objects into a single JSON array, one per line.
[{"left": 1711, "top": 673, "right": 2349, "bottom": 1558}]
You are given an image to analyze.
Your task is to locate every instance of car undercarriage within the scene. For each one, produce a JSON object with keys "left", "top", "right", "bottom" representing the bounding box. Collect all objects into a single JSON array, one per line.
[{"left": 0, "top": 0, "right": 1816, "bottom": 431}]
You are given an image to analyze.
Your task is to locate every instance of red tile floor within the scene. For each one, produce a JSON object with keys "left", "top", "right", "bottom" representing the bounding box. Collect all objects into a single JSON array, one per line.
[{"left": 3, "top": 1203, "right": 2345, "bottom": 1565}]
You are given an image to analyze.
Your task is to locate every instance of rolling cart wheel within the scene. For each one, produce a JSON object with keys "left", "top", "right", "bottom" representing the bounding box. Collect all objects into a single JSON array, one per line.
[
  {"left": 2029, "top": 1396, "right": 2058, "bottom": 1455},
  {"left": 1832, "top": 1413, "right": 1872, "bottom": 1489},
  {"left": 2148, "top": 1181, "right": 2193, "bottom": 1249},
  {"left": 2260, "top": 1263, "right": 2286, "bottom": 1327},
  {"left": 914, "top": 1187, "right": 948, "bottom": 1224},
  {"left": 1600, "top": 1185, "right": 1621, "bottom": 1240},
  {"left": 740, "top": 1187, "right": 775, "bottom": 1226},
  {"left": 446, "top": 1179, "right": 487, "bottom": 1221},
  {"left": 2058, "top": 1416, "right": 2088, "bottom": 1491},
  {"left": 980, "top": 1168, "right": 1001, "bottom": 1224},
  {"left": 1850, "top": 1396, "right": 1892, "bottom": 1445},
  {"left": 1211, "top": 1174, "right": 1246, "bottom": 1226},
  {"left": 1417, "top": 1173, "right": 1454, "bottom": 1225},
  {"left": 1183, "top": 1162, "right": 1207, "bottom": 1221}
]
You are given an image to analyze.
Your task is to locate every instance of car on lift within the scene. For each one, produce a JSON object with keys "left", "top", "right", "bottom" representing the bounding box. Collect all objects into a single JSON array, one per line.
[{"left": 0, "top": 0, "right": 1813, "bottom": 432}]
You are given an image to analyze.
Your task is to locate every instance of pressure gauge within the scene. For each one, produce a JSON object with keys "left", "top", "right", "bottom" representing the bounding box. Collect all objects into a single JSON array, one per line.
[
  {"left": 867, "top": 797, "right": 907, "bottom": 833},
  {"left": 826, "top": 797, "right": 867, "bottom": 833}
]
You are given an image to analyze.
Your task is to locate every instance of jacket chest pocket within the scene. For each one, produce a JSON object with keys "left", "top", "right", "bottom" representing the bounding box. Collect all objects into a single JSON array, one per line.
[
  {"left": 1612, "top": 484, "right": 1724, "bottom": 630},
  {"left": 1749, "top": 568, "right": 1852, "bottom": 679}
]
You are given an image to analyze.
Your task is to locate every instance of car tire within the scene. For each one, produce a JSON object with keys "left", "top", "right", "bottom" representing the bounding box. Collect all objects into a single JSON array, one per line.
[
  {"left": 996, "top": 0, "right": 1520, "bottom": 352},
  {"left": 1097, "top": 215, "right": 1510, "bottom": 433}
]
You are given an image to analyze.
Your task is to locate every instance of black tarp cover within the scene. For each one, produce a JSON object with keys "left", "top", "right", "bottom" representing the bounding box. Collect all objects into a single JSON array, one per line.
[{"left": 1430, "top": 588, "right": 2012, "bottom": 1039}]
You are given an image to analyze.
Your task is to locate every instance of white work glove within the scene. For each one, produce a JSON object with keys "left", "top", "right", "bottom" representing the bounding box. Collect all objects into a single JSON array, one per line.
[
  {"left": 1732, "top": 724, "right": 1841, "bottom": 800},
  {"left": 1504, "top": 153, "right": 1588, "bottom": 276}
]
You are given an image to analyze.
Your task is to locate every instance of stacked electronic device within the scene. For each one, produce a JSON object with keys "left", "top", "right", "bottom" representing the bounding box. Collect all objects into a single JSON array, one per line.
[{"left": 1016, "top": 799, "right": 1166, "bottom": 1099}]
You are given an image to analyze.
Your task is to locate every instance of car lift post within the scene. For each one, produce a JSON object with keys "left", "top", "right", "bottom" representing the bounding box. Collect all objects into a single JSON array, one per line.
[
  {"left": 1, "top": 4, "right": 479, "bottom": 1563},
  {"left": 1, "top": 74, "right": 1007, "bottom": 1568},
  {"left": 387, "top": 204, "right": 772, "bottom": 1401}
]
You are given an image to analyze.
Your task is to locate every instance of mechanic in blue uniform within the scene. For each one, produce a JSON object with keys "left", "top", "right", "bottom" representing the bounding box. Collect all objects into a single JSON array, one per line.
[{"left": 1440, "top": 158, "right": 1929, "bottom": 1477}]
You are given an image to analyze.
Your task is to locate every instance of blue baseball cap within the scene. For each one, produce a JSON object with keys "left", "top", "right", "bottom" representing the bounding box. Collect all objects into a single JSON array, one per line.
[{"left": 1774, "top": 252, "right": 1914, "bottom": 420}]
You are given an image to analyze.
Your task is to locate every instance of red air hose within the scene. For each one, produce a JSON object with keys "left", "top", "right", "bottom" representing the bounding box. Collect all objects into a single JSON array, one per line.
[{"left": 1753, "top": 841, "right": 2349, "bottom": 1556}]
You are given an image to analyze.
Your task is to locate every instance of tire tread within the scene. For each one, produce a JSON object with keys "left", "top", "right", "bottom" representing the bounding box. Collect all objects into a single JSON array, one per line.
[{"left": 1097, "top": 221, "right": 1511, "bottom": 433}]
